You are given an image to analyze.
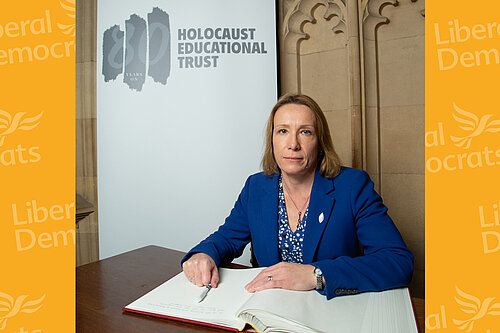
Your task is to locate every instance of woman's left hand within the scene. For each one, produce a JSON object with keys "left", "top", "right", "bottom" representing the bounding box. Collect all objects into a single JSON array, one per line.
[{"left": 245, "top": 262, "right": 316, "bottom": 293}]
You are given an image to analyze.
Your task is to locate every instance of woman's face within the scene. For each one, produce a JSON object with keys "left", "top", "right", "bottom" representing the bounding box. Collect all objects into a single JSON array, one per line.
[{"left": 272, "top": 103, "right": 319, "bottom": 179}]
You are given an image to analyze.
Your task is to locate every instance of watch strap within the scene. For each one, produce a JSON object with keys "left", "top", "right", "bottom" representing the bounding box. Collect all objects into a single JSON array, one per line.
[{"left": 314, "top": 267, "right": 323, "bottom": 290}]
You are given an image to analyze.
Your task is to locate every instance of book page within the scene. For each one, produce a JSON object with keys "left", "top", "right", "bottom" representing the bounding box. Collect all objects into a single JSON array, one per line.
[
  {"left": 238, "top": 288, "right": 417, "bottom": 333},
  {"left": 237, "top": 288, "right": 369, "bottom": 333},
  {"left": 124, "top": 268, "right": 263, "bottom": 330},
  {"left": 359, "top": 288, "right": 418, "bottom": 333}
]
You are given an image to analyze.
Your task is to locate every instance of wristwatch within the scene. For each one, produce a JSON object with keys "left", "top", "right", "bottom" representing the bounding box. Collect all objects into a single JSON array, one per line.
[{"left": 313, "top": 266, "right": 323, "bottom": 290}]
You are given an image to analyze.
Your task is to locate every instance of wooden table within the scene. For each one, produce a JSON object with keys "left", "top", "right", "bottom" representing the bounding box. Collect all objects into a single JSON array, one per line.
[{"left": 77, "top": 245, "right": 425, "bottom": 332}]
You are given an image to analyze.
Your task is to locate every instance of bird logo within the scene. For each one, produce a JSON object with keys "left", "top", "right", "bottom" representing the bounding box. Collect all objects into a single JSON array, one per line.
[
  {"left": 0, "top": 292, "right": 45, "bottom": 330},
  {"left": 57, "top": 0, "right": 76, "bottom": 37},
  {"left": 450, "top": 103, "right": 500, "bottom": 149},
  {"left": 0, "top": 110, "right": 44, "bottom": 147},
  {"left": 452, "top": 286, "right": 500, "bottom": 332}
]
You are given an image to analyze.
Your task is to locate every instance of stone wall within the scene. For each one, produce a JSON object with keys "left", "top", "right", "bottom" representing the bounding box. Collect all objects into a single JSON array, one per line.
[
  {"left": 76, "top": 0, "right": 98, "bottom": 266},
  {"left": 278, "top": 0, "right": 425, "bottom": 297}
]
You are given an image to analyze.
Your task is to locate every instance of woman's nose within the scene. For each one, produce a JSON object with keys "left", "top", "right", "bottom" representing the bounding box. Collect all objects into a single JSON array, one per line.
[{"left": 288, "top": 134, "right": 300, "bottom": 150}]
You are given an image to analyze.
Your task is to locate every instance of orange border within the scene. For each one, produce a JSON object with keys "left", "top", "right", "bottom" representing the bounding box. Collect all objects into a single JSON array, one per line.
[
  {"left": 426, "top": 1, "right": 500, "bottom": 331},
  {"left": 0, "top": 1, "right": 75, "bottom": 332}
]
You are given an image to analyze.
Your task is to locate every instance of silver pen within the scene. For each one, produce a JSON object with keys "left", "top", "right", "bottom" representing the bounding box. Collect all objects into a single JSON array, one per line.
[{"left": 194, "top": 284, "right": 212, "bottom": 303}]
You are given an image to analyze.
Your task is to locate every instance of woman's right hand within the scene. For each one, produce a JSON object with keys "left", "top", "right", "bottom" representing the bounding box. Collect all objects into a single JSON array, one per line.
[{"left": 182, "top": 253, "right": 219, "bottom": 287}]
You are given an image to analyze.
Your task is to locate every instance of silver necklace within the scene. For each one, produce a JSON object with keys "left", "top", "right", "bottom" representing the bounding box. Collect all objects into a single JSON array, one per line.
[{"left": 282, "top": 179, "right": 310, "bottom": 225}]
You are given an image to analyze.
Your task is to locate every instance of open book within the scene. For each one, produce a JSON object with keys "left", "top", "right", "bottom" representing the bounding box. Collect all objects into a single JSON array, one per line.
[{"left": 123, "top": 268, "right": 418, "bottom": 333}]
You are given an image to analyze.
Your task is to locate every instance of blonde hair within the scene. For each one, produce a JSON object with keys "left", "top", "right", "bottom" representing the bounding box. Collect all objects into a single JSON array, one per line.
[{"left": 261, "top": 93, "right": 341, "bottom": 178}]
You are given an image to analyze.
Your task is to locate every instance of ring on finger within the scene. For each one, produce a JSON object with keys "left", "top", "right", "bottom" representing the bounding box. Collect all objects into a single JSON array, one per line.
[{"left": 267, "top": 275, "right": 273, "bottom": 281}]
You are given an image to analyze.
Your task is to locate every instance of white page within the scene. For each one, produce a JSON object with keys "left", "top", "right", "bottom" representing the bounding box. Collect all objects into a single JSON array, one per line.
[
  {"left": 359, "top": 288, "right": 417, "bottom": 333},
  {"left": 125, "top": 268, "right": 263, "bottom": 329},
  {"left": 359, "top": 293, "right": 375, "bottom": 333},
  {"left": 125, "top": 269, "right": 417, "bottom": 333},
  {"left": 238, "top": 288, "right": 417, "bottom": 333},
  {"left": 380, "top": 291, "right": 388, "bottom": 332},
  {"left": 401, "top": 289, "right": 419, "bottom": 332},
  {"left": 238, "top": 288, "right": 369, "bottom": 333},
  {"left": 383, "top": 289, "right": 417, "bottom": 333},
  {"left": 241, "top": 309, "right": 319, "bottom": 333}
]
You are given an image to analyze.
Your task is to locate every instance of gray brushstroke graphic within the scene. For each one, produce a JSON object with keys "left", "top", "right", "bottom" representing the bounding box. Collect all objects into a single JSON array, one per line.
[
  {"left": 124, "top": 14, "right": 147, "bottom": 91},
  {"left": 148, "top": 7, "right": 171, "bottom": 85},
  {"left": 102, "top": 25, "right": 124, "bottom": 82}
]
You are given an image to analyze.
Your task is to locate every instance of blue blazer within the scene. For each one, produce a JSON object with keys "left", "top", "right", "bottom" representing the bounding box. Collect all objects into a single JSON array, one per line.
[{"left": 183, "top": 167, "right": 414, "bottom": 299}]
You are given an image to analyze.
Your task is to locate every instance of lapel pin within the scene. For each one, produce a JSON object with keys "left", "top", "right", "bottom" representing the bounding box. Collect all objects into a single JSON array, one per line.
[{"left": 319, "top": 212, "right": 324, "bottom": 223}]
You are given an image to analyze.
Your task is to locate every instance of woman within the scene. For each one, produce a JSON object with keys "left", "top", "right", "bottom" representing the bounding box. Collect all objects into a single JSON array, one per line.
[{"left": 182, "top": 93, "right": 413, "bottom": 300}]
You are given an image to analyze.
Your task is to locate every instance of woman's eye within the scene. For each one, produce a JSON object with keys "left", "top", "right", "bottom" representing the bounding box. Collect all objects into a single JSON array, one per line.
[
  {"left": 277, "top": 129, "right": 287, "bottom": 134},
  {"left": 301, "top": 130, "right": 311, "bottom": 135}
]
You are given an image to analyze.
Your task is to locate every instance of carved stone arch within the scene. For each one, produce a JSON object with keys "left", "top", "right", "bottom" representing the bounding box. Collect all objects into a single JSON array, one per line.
[
  {"left": 362, "top": 0, "right": 398, "bottom": 38},
  {"left": 359, "top": 0, "right": 400, "bottom": 191},
  {"left": 359, "top": 0, "right": 425, "bottom": 193},
  {"left": 409, "top": 0, "right": 425, "bottom": 18},
  {"left": 281, "top": 0, "right": 348, "bottom": 93},
  {"left": 282, "top": 0, "right": 347, "bottom": 53}
]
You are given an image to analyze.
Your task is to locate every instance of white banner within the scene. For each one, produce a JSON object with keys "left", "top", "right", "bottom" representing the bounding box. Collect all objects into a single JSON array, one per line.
[{"left": 97, "top": 0, "right": 278, "bottom": 264}]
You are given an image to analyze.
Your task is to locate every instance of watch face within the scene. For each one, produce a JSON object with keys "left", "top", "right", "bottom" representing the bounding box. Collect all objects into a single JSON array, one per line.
[{"left": 314, "top": 267, "right": 322, "bottom": 276}]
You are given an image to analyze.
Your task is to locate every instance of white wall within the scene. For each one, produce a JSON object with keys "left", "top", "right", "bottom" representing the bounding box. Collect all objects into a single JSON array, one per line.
[{"left": 97, "top": 0, "right": 277, "bottom": 265}]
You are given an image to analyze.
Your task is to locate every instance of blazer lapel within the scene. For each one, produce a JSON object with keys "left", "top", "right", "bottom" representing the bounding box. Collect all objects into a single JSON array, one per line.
[
  {"left": 303, "top": 169, "right": 336, "bottom": 264},
  {"left": 258, "top": 173, "right": 280, "bottom": 264}
]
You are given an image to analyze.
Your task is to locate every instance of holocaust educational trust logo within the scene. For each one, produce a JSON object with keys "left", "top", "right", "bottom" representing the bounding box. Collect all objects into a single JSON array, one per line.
[{"left": 102, "top": 7, "right": 171, "bottom": 91}]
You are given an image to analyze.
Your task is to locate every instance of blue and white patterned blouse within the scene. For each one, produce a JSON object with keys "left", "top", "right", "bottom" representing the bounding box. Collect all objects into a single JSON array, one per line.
[{"left": 278, "top": 175, "right": 309, "bottom": 263}]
